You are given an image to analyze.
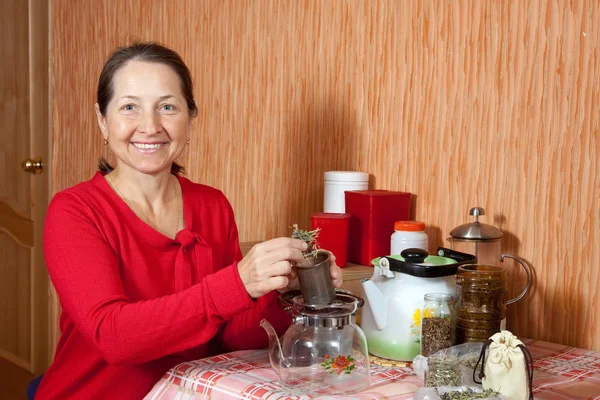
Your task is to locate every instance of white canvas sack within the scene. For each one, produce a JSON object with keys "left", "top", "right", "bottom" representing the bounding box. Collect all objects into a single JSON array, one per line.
[{"left": 473, "top": 330, "right": 534, "bottom": 400}]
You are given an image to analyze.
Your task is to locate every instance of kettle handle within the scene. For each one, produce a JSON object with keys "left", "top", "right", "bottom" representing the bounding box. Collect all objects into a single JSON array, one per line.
[{"left": 501, "top": 254, "right": 532, "bottom": 305}]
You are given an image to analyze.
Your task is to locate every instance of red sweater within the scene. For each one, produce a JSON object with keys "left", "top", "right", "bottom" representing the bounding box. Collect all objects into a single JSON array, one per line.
[{"left": 36, "top": 172, "right": 291, "bottom": 399}]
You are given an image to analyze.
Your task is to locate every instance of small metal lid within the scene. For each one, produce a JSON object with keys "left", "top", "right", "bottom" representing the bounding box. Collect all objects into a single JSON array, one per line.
[{"left": 449, "top": 207, "right": 503, "bottom": 241}]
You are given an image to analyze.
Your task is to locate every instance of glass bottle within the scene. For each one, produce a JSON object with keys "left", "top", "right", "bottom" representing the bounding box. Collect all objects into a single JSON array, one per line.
[{"left": 420, "top": 293, "right": 455, "bottom": 357}]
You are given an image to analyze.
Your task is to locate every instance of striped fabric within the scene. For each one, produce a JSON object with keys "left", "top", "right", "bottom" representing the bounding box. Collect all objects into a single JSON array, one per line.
[{"left": 145, "top": 339, "right": 600, "bottom": 400}]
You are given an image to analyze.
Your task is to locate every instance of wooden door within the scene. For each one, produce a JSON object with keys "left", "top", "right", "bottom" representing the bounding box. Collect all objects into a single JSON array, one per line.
[{"left": 0, "top": 0, "right": 51, "bottom": 393}]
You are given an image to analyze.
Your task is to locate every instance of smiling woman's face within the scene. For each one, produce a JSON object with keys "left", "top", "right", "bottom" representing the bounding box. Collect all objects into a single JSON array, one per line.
[{"left": 95, "top": 60, "right": 191, "bottom": 176}]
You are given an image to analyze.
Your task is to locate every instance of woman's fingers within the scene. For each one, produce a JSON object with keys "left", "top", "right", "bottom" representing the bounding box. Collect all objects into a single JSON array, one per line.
[
  {"left": 255, "top": 246, "right": 305, "bottom": 267},
  {"left": 239, "top": 241, "right": 346, "bottom": 298},
  {"left": 256, "top": 237, "right": 307, "bottom": 253},
  {"left": 329, "top": 258, "right": 343, "bottom": 288},
  {"left": 266, "top": 275, "right": 289, "bottom": 291},
  {"left": 269, "top": 260, "right": 292, "bottom": 277},
  {"left": 287, "top": 268, "right": 298, "bottom": 281},
  {"left": 239, "top": 237, "right": 312, "bottom": 298}
]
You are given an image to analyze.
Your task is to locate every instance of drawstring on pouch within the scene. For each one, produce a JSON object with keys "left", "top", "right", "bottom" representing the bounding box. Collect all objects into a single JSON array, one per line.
[
  {"left": 473, "top": 339, "right": 492, "bottom": 384},
  {"left": 518, "top": 344, "right": 535, "bottom": 400}
]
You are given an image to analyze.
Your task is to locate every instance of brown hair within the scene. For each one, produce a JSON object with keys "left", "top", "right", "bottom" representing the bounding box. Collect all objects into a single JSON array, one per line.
[{"left": 97, "top": 42, "right": 198, "bottom": 174}]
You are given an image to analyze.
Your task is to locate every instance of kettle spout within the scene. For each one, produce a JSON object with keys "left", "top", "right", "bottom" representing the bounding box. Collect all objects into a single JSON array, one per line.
[
  {"left": 360, "top": 279, "right": 388, "bottom": 330},
  {"left": 260, "top": 319, "right": 289, "bottom": 378}
]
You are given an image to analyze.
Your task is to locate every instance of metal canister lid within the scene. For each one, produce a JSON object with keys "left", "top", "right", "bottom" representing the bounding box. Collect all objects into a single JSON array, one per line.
[{"left": 449, "top": 207, "right": 503, "bottom": 241}]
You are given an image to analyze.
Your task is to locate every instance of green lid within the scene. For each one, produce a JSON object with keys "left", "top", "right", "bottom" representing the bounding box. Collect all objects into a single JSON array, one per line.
[{"left": 371, "top": 254, "right": 457, "bottom": 267}]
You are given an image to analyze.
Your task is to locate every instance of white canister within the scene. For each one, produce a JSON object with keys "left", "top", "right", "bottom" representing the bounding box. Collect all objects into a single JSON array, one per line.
[
  {"left": 390, "top": 221, "right": 428, "bottom": 255},
  {"left": 323, "top": 171, "right": 369, "bottom": 213}
]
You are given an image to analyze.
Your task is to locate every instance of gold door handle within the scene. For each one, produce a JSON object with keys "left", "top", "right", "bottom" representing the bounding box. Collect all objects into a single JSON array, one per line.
[{"left": 22, "top": 156, "right": 44, "bottom": 174}]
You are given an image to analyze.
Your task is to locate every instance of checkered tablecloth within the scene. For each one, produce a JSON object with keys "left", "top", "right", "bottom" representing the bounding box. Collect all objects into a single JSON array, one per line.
[{"left": 144, "top": 339, "right": 600, "bottom": 400}]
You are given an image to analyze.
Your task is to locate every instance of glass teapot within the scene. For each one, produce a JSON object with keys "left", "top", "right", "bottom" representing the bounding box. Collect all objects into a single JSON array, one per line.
[
  {"left": 260, "top": 291, "right": 371, "bottom": 395},
  {"left": 448, "top": 207, "right": 532, "bottom": 304}
]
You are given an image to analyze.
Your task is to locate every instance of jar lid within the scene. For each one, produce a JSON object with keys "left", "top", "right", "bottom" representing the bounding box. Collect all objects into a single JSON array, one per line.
[
  {"left": 394, "top": 220, "right": 425, "bottom": 231},
  {"left": 449, "top": 207, "right": 503, "bottom": 241},
  {"left": 324, "top": 171, "right": 369, "bottom": 182}
]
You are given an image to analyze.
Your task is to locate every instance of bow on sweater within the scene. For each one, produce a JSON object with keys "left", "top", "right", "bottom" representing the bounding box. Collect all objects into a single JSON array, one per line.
[{"left": 174, "top": 229, "right": 214, "bottom": 291}]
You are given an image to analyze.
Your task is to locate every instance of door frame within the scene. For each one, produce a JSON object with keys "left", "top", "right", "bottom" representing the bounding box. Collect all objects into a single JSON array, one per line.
[{"left": 29, "top": 0, "right": 53, "bottom": 375}]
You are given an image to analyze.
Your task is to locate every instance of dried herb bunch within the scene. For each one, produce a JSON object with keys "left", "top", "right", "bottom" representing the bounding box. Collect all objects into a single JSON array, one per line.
[
  {"left": 291, "top": 224, "right": 321, "bottom": 258},
  {"left": 425, "top": 355, "right": 461, "bottom": 387},
  {"left": 438, "top": 388, "right": 500, "bottom": 400},
  {"left": 422, "top": 316, "right": 454, "bottom": 356},
  {"left": 458, "top": 353, "right": 480, "bottom": 369}
]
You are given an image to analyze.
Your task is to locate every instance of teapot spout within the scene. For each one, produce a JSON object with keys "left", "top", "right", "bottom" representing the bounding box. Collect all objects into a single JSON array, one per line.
[
  {"left": 260, "top": 319, "right": 289, "bottom": 378},
  {"left": 360, "top": 278, "right": 388, "bottom": 330}
]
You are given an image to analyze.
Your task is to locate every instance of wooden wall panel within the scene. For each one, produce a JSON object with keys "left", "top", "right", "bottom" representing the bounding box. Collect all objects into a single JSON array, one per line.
[{"left": 53, "top": 1, "right": 600, "bottom": 350}]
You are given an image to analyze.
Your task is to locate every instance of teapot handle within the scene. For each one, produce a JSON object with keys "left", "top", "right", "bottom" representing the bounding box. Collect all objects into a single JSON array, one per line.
[{"left": 501, "top": 254, "right": 532, "bottom": 305}]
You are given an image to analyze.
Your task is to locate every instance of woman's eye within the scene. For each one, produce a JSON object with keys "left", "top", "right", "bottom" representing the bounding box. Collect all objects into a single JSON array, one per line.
[
  {"left": 161, "top": 104, "right": 175, "bottom": 111},
  {"left": 122, "top": 104, "right": 136, "bottom": 111}
]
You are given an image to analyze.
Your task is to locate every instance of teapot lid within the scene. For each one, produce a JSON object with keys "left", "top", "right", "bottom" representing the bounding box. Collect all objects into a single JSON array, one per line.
[
  {"left": 277, "top": 289, "right": 364, "bottom": 315},
  {"left": 374, "top": 249, "right": 459, "bottom": 278},
  {"left": 449, "top": 207, "right": 503, "bottom": 241}
]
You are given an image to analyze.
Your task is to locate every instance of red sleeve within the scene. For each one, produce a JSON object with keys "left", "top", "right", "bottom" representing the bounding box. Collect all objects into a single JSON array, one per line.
[
  {"left": 218, "top": 199, "right": 292, "bottom": 351},
  {"left": 44, "top": 192, "right": 255, "bottom": 366},
  {"left": 221, "top": 291, "right": 292, "bottom": 351}
]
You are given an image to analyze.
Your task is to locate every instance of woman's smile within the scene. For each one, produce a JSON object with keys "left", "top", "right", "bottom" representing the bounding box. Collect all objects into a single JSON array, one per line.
[{"left": 131, "top": 142, "right": 168, "bottom": 153}]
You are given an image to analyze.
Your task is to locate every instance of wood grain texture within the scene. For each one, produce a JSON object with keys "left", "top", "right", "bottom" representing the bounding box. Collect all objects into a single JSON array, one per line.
[
  {"left": 0, "top": 200, "right": 33, "bottom": 248},
  {"left": 52, "top": 1, "right": 600, "bottom": 350},
  {"left": 0, "top": 232, "right": 31, "bottom": 369},
  {"left": 0, "top": 356, "right": 33, "bottom": 400},
  {"left": 29, "top": 0, "right": 52, "bottom": 373},
  {"left": 0, "top": 0, "right": 33, "bottom": 371},
  {"left": 0, "top": 0, "right": 30, "bottom": 212}
]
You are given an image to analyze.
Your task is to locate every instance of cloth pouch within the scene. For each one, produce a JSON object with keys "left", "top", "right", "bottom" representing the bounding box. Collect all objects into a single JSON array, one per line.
[{"left": 474, "top": 330, "right": 534, "bottom": 400}]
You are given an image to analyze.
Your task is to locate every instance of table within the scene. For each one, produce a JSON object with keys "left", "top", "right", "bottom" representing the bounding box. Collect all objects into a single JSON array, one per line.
[{"left": 145, "top": 339, "right": 600, "bottom": 400}]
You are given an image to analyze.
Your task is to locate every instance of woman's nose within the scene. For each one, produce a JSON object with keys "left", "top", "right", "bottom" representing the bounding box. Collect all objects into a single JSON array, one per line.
[{"left": 138, "top": 111, "right": 161, "bottom": 134}]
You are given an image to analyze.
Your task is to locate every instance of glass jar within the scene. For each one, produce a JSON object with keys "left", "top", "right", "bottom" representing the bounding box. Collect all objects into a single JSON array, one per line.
[
  {"left": 420, "top": 293, "right": 455, "bottom": 357},
  {"left": 455, "top": 265, "right": 507, "bottom": 343}
]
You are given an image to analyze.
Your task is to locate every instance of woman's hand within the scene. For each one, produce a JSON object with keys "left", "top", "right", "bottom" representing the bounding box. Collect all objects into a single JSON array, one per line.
[
  {"left": 277, "top": 251, "right": 344, "bottom": 293},
  {"left": 237, "top": 238, "right": 307, "bottom": 298}
]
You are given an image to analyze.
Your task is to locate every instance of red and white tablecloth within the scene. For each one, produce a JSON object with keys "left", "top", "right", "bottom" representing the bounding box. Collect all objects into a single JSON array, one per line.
[{"left": 145, "top": 339, "right": 600, "bottom": 400}]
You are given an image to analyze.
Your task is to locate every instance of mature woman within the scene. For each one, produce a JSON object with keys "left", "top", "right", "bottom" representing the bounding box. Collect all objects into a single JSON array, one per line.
[{"left": 35, "top": 42, "right": 342, "bottom": 399}]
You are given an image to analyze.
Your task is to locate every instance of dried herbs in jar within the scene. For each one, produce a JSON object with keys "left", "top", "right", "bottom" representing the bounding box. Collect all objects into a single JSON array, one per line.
[
  {"left": 421, "top": 293, "right": 455, "bottom": 357},
  {"left": 455, "top": 265, "right": 507, "bottom": 343}
]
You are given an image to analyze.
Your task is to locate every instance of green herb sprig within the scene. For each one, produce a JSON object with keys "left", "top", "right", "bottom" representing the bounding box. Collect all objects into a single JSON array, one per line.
[
  {"left": 291, "top": 224, "right": 321, "bottom": 258},
  {"left": 438, "top": 388, "right": 499, "bottom": 400}
]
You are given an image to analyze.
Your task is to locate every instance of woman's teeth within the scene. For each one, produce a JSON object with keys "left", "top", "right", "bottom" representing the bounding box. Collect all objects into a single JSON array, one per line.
[{"left": 133, "top": 143, "right": 162, "bottom": 149}]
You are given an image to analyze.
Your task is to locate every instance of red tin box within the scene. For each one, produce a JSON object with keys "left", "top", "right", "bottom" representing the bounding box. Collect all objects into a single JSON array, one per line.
[
  {"left": 344, "top": 190, "right": 412, "bottom": 266},
  {"left": 310, "top": 213, "right": 350, "bottom": 267}
]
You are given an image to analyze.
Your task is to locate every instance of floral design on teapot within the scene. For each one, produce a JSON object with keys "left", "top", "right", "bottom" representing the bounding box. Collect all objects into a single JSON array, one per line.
[
  {"left": 410, "top": 307, "right": 434, "bottom": 342},
  {"left": 321, "top": 354, "right": 356, "bottom": 375}
]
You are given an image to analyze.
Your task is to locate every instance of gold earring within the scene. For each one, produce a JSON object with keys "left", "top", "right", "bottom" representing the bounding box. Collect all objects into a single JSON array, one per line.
[
  {"left": 186, "top": 138, "right": 190, "bottom": 145},
  {"left": 103, "top": 139, "right": 108, "bottom": 145}
]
